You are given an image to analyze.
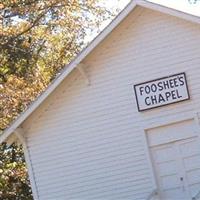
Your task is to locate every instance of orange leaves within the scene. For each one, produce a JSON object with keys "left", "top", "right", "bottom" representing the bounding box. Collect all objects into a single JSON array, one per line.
[
  {"left": 0, "top": 143, "right": 33, "bottom": 199},
  {"left": 0, "top": 0, "right": 116, "bottom": 130},
  {"left": 0, "top": 0, "right": 121, "bottom": 133},
  {"left": 0, "top": 75, "right": 46, "bottom": 130}
]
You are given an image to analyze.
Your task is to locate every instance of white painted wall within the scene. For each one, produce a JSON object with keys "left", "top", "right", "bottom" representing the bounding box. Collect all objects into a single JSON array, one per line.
[{"left": 23, "top": 6, "right": 200, "bottom": 200}]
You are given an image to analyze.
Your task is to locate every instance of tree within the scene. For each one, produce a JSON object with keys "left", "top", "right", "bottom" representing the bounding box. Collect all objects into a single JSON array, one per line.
[
  {"left": 0, "top": 0, "right": 115, "bottom": 130},
  {"left": 0, "top": 0, "right": 115, "bottom": 199},
  {"left": 0, "top": 0, "right": 112, "bottom": 82},
  {"left": 0, "top": 143, "right": 32, "bottom": 200},
  {"left": 188, "top": 0, "right": 199, "bottom": 3}
]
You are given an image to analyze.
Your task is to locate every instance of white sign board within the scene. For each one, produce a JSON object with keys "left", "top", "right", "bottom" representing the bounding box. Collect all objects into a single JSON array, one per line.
[{"left": 134, "top": 73, "right": 190, "bottom": 111}]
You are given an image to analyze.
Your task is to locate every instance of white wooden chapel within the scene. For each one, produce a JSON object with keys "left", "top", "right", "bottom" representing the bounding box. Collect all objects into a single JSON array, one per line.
[{"left": 1, "top": 1, "right": 200, "bottom": 199}]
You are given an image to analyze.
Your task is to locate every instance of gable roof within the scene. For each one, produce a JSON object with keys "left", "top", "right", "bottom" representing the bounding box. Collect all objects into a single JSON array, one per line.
[{"left": 1, "top": 0, "right": 200, "bottom": 143}]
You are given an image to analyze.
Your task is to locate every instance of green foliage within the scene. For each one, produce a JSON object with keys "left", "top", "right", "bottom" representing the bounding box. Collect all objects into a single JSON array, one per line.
[{"left": 188, "top": 0, "right": 199, "bottom": 3}]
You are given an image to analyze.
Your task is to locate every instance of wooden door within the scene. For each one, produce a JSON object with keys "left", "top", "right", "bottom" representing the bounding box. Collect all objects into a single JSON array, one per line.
[{"left": 151, "top": 137, "right": 200, "bottom": 200}]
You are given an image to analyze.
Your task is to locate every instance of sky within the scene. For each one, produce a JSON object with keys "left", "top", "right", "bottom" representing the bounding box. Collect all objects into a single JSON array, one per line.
[
  {"left": 105, "top": 0, "right": 200, "bottom": 16},
  {"left": 149, "top": 0, "right": 200, "bottom": 16},
  {"left": 86, "top": 0, "right": 200, "bottom": 42}
]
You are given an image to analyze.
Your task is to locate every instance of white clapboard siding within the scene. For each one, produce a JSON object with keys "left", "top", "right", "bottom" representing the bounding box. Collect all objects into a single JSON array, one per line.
[{"left": 22, "top": 7, "right": 200, "bottom": 200}]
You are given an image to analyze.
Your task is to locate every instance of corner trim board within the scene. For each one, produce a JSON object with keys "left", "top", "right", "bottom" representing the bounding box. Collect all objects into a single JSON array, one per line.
[{"left": 14, "top": 128, "right": 39, "bottom": 200}]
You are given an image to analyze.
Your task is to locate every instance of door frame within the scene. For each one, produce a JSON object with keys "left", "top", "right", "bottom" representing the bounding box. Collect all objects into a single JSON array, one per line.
[
  {"left": 140, "top": 112, "right": 200, "bottom": 199},
  {"left": 150, "top": 137, "right": 199, "bottom": 199}
]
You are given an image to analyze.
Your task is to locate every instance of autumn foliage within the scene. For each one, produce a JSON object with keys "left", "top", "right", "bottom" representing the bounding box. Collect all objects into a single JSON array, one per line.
[{"left": 0, "top": 0, "right": 115, "bottom": 199}]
